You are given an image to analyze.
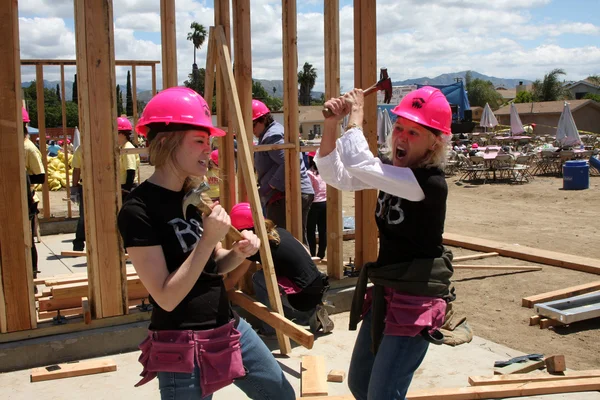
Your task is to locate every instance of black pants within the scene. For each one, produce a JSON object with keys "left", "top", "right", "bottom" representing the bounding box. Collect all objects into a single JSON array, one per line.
[
  {"left": 73, "top": 193, "right": 86, "bottom": 251},
  {"left": 29, "top": 215, "right": 38, "bottom": 278},
  {"left": 266, "top": 193, "right": 314, "bottom": 245},
  {"left": 307, "top": 201, "right": 327, "bottom": 259}
]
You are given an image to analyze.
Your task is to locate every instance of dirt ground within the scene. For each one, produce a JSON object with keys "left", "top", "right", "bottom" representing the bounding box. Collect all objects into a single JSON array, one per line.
[{"left": 40, "top": 167, "right": 599, "bottom": 370}]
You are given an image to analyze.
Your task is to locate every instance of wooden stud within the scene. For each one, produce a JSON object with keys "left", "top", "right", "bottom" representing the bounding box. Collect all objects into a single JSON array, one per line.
[
  {"left": 60, "top": 65, "right": 72, "bottom": 218},
  {"left": 545, "top": 355, "right": 566, "bottom": 373},
  {"left": 39, "top": 294, "right": 146, "bottom": 313},
  {"left": 159, "top": 0, "right": 177, "bottom": 89},
  {"left": 539, "top": 318, "right": 564, "bottom": 329},
  {"left": 353, "top": 0, "right": 378, "bottom": 268},
  {"left": 324, "top": 0, "right": 343, "bottom": 280},
  {"left": 0, "top": 1, "right": 36, "bottom": 332},
  {"left": 22, "top": 59, "right": 160, "bottom": 67},
  {"left": 74, "top": 0, "right": 127, "bottom": 319},
  {"left": 0, "top": 245, "right": 6, "bottom": 333},
  {"left": 282, "top": 0, "right": 302, "bottom": 240},
  {"left": 494, "top": 359, "right": 545, "bottom": 375},
  {"left": 453, "top": 252, "right": 499, "bottom": 262},
  {"left": 253, "top": 143, "right": 295, "bottom": 152},
  {"left": 35, "top": 65, "right": 51, "bottom": 219},
  {"left": 214, "top": 2, "right": 236, "bottom": 218},
  {"left": 453, "top": 265, "right": 542, "bottom": 271},
  {"left": 82, "top": 296, "right": 92, "bottom": 324},
  {"left": 469, "top": 370, "right": 600, "bottom": 386},
  {"left": 203, "top": 31, "right": 216, "bottom": 108},
  {"left": 213, "top": 26, "right": 292, "bottom": 354},
  {"left": 529, "top": 315, "right": 541, "bottom": 326},
  {"left": 37, "top": 307, "right": 83, "bottom": 319},
  {"left": 443, "top": 233, "right": 600, "bottom": 275},
  {"left": 233, "top": 0, "right": 252, "bottom": 204},
  {"left": 44, "top": 268, "right": 136, "bottom": 286},
  {"left": 522, "top": 281, "right": 600, "bottom": 308},
  {"left": 151, "top": 64, "right": 157, "bottom": 95},
  {"left": 131, "top": 65, "right": 138, "bottom": 145},
  {"left": 30, "top": 358, "right": 117, "bottom": 382},
  {"left": 327, "top": 370, "right": 346, "bottom": 383},
  {"left": 301, "top": 355, "right": 328, "bottom": 397},
  {"left": 51, "top": 276, "right": 147, "bottom": 300},
  {"left": 228, "top": 290, "right": 313, "bottom": 349}
]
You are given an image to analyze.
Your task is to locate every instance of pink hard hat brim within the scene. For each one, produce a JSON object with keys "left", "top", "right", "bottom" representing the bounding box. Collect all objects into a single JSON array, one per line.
[{"left": 136, "top": 122, "right": 226, "bottom": 137}]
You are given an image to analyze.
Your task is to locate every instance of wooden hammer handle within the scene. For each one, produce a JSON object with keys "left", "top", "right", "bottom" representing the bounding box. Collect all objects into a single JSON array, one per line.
[
  {"left": 321, "top": 83, "right": 379, "bottom": 118},
  {"left": 195, "top": 201, "right": 245, "bottom": 242}
]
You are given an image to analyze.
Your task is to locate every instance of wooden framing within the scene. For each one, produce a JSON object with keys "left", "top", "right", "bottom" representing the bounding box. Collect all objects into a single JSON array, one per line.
[
  {"left": 160, "top": 0, "right": 177, "bottom": 89},
  {"left": 353, "top": 0, "right": 378, "bottom": 268},
  {"left": 31, "top": 358, "right": 117, "bottom": 382},
  {"left": 34, "top": 65, "right": 51, "bottom": 219},
  {"left": 324, "top": 0, "right": 343, "bottom": 279},
  {"left": 468, "top": 370, "right": 600, "bottom": 386},
  {"left": 60, "top": 65, "right": 72, "bottom": 218},
  {"left": 282, "top": 0, "right": 302, "bottom": 240},
  {"left": 74, "top": 0, "right": 126, "bottom": 319},
  {"left": 522, "top": 281, "right": 600, "bottom": 308},
  {"left": 301, "top": 355, "right": 328, "bottom": 397},
  {"left": 131, "top": 65, "right": 138, "bottom": 144},
  {"left": 0, "top": 0, "right": 36, "bottom": 333}
]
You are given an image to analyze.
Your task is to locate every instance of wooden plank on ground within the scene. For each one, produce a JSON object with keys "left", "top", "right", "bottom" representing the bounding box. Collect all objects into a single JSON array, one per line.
[
  {"left": 540, "top": 318, "right": 564, "bottom": 329},
  {"left": 454, "top": 265, "right": 542, "bottom": 271},
  {"left": 545, "top": 355, "right": 566, "bottom": 373},
  {"left": 51, "top": 275, "right": 147, "bottom": 300},
  {"left": 522, "top": 281, "right": 600, "bottom": 308},
  {"left": 327, "top": 370, "right": 345, "bottom": 383},
  {"left": 529, "top": 315, "right": 541, "bottom": 326},
  {"left": 301, "top": 355, "right": 328, "bottom": 397},
  {"left": 228, "top": 290, "right": 313, "bottom": 349},
  {"left": 453, "top": 252, "right": 499, "bottom": 262},
  {"left": 494, "top": 359, "right": 545, "bottom": 375},
  {"left": 82, "top": 296, "right": 91, "bottom": 324},
  {"left": 405, "top": 377, "right": 600, "bottom": 399},
  {"left": 469, "top": 369, "right": 600, "bottom": 386},
  {"left": 444, "top": 232, "right": 600, "bottom": 275},
  {"left": 30, "top": 358, "right": 117, "bottom": 382}
]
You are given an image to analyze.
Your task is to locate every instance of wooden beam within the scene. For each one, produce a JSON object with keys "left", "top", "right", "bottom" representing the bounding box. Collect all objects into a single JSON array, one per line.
[
  {"left": 51, "top": 276, "right": 147, "bottom": 300},
  {"left": 60, "top": 65, "right": 72, "bottom": 218},
  {"left": 233, "top": 0, "right": 252, "bottom": 204},
  {"left": 151, "top": 64, "right": 157, "bottom": 95},
  {"left": 35, "top": 65, "right": 50, "bottom": 219},
  {"left": 22, "top": 59, "right": 159, "bottom": 66},
  {"left": 301, "top": 355, "right": 328, "bottom": 397},
  {"left": 282, "top": 0, "right": 302, "bottom": 240},
  {"left": 545, "top": 355, "right": 566, "bottom": 373},
  {"left": 30, "top": 358, "right": 117, "bottom": 382},
  {"left": 228, "top": 290, "right": 313, "bottom": 349},
  {"left": 453, "top": 265, "right": 542, "bottom": 271},
  {"left": 44, "top": 268, "right": 136, "bottom": 286},
  {"left": 39, "top": 293, "right": 147, "bottom": 312},
  {"left": 453, "top": 252, "right": 499, "bottom": 262},
  {"left": 539, "top": 318, "right": 564, "bottom": 329},
  {"left": 254, "top": 143, "right": 296, "bottom": 152},
  {"left": 529, "top": 315, "right": 541, "bottom": 326},
  {"left": 0, "top": 0, "right": 36, "bottom": 332},
  {"left": 443, "top": 232, "right": 600, "bottom": 275},
  {"left": 82, "top": 296, "right": 92, "bottom": 324},
  {"left": 203, "top": 30, "right": 216, "bottom": 108},
  {"left": 74, "top": 0, "right": 127, "bottom": 319},
  {"left": 119, "top": 147, "right": 147, "bottom": 155},
  {"left": 131, "top": 65, "right": 138, "bottom": 144},
  {"left": 327, "top": 370, "right": 346, "bottom": 383},
  {"left": 405, "top": 378, "right": 600, "bottom": 399},
  {"left": 214, "top": 2, "right": 236, "bottom": 217},
  {"left": 353, "top": 0, "right": 378, "bottom": 268},
  {"left": 324, "top": 0, "right": 343, "bottom": 280},
  {"left": 213, "top": 26, "right": 292, "bottom": 354},
  {"left": 522, "top": 281, "right": 600, "bottom": 308},
  {"left": 160, "top": 0, "right": 177, "bottom": 89},
  {"left": 469, "top": 370, "right": 600, "bottom": 386}
]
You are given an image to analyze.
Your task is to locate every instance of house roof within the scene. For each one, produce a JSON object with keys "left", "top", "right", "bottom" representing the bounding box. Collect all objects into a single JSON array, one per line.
[
  {"left": 299, "top": 106, "right": 325, "bottom": 123},
  {"left": 565, "top": 80, "right": 600, "bottom": 90},
  {"left": 494, "top": 99, "right": 600, "bottom": 115},
  {"left": 496, "top": 89, "right": 516, "bottom": 100}
]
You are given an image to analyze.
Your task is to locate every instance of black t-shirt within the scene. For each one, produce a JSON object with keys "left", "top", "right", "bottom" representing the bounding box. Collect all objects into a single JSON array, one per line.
[
  {"left": 117, "top": 181, "right": 234, "bottom": 330},
  {"left": 248, "top": 227, "right": 322, "bottom": 291},
  {"left": 375, "top": 167, "right": 447, "bottom": 266}
]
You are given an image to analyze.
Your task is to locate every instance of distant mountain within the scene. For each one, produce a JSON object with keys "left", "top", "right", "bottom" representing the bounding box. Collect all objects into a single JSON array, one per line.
[{"left": 393, "top": 71, "right": 533, "bottom": 89}]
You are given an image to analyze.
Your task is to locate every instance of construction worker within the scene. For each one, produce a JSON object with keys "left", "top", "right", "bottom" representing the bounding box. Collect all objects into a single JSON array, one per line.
[
  {"left": 116, "top": 116, "right": 140, "bottom": 201},
  {"left": 204, "top": 149, "right": 220, "bottom": 203},
  {"left": 251, "top": 99, "right": 314, "bottom": 244},
  {"left": 70, "top": 144, "right": 85, "bottom": 251},
  {"left": 316, "top": 87, "right": 455, "bottom": 400},
  {"left": 23, "top": 107, "right": 46, "bottom": 280},
  {"left": 117, "top": 88, "right": 294, "bottom": 399}
]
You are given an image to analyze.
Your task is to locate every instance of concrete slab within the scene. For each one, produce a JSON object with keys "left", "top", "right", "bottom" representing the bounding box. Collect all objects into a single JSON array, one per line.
[{"left": 1, "top": 313, "right": 599, "bottom": 400}]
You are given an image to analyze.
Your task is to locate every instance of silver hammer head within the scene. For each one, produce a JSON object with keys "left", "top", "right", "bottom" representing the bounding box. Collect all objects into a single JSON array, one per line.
[{"left": 182, "top": 181, "right": 211, "bottom": 216}]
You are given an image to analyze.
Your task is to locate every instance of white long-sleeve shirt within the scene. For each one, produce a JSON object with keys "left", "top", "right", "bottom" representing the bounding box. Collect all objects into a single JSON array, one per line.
[{"left": 314, "top": 128, "right": 425, "bottom": 202}]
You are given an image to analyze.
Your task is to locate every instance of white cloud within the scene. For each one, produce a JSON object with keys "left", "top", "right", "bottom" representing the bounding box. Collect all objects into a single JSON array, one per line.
[{"left": 115, "top": 13, "right": 161, "bottom": 32}]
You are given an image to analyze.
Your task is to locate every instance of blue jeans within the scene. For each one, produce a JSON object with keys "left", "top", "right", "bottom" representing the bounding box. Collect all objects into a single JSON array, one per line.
[
  {"left": 348, "top": 310, "right": 430, "bottom": 400},
  {"left": 252, "top": 270, "right": 313, "bottom": 335},
  {"left": 157, "top": 318, "right": 295, "bottom": 399}
]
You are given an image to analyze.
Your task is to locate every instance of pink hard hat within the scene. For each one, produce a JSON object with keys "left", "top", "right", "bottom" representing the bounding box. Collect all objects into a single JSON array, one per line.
[
  {"left": 230, "top": 202, "right": 254, "bottom": 230},
  {"left": 22, "top": 107, "right": 30, "bottom": 123},
  {"left": 58, "top": 140, "right": 64, "bottom": 146},
  {"left": 307, "top": 151, "right": 316, "bottom": 158},
  {"left": 117, "top": 116, "right": 133, "bottom": 131},
  {"left": 472, "top": 143, "right": 479, "bottom": 149},
  {"left": 210, "top": 149, "right": 219, "bottom": 166},
  {"left": 251, "top": 99, "right": 270, "bottom": 121},
  {"left": 136, "top": 87, "right": 225, "bottom": 137},
  {"left": 391, "top": 86, "right": 452, "bottom": 135}
]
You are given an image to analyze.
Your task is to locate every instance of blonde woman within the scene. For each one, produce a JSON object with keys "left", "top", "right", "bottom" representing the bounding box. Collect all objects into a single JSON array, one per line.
[
  {"left": 316, "top": 87, "right": 455, "bottom": 400},
  {"left": 118, "top": 87, "right": 294, "bottom": 399}
]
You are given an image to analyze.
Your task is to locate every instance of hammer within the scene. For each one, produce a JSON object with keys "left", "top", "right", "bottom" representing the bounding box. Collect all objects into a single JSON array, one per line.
[
  {"left": 182, "top": 182, "right": 245, "bottom": 242},
  {"left": 322, "top": 67, "right": 393, "bottom": 118}
]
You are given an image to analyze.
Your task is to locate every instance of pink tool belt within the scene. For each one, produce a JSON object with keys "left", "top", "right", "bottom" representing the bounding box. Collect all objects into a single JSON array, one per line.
[
  {"left": 277, "top": 276, "right": 302, "bottom": 295},
  {"left": 135, "top": 320, "right": 246, "bottom": 397}
]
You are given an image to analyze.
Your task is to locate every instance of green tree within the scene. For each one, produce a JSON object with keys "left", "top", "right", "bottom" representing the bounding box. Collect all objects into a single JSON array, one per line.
[
  {"left": 465, "top": 70, "right": 473, "bottom": 88},
  {"left": 583, "top": 92, "right": 600, "bottom": 102},
  {"left": 184, "top": 67, "right": 207, "bottom": 95},
  {"left": 298, "top": 62, "right": 317, "bottom": 106},
  {"left": 272, "top": 86, "right": 276, "bottom": 96},
  {"left": 186, "top": 22, "right": 207, "bottom": 68},
  {"left": 531, "top": 68, "right": 568, "bottom": 102},
  {"left": 72, "top": 74, "right": 78, "bottom": 104},
  {"left": 586, "top": 75, "right": 600, "bottom": 87},
  {"left": 65, "top": 102, "right": 79, "bottom": 127},
  {"left": 56, "top": 83, "right": 61, "bottom": 102},
  {"left": 466, "top": 78, "right": 503, "bottom": 109},
  {"left": 252, "top": 81, "right": 282, "bottom": 111},
  {"left": 116, "top": 84, "right": 124, "bottom": 115},
  {"left": 126, "top": 70, "right": 133, "bottom": 116},
  {"left": 514, "top": 90, "right": 534, "bottom": 104}
]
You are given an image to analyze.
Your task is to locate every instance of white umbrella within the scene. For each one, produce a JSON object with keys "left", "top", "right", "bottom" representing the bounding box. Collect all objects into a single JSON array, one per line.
[
  {"left": 556, "top": 102, "right": 581, "bottom": 147},
  {"left": 377, "top": 108, "right": 386, "bottom": 145},
  {"left": 479, "top": 103, "right": 498, "bottom": 131},
  {"left": 510, "top": 103, "right": 525, "bottom": 136},
  {"left": 73, "top": 126, "right": 81, "bottom": 150}
]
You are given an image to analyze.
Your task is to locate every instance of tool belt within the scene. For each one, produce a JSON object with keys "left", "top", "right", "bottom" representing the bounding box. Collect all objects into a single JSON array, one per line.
[{"left": 135, "top": 320, "right": 246, "bottom": 397}]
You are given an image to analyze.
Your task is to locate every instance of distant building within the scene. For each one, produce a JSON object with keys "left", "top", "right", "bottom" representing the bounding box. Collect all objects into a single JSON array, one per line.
[
  {"left": 470, "top": 106, "right": 483, "bottom": 121},
  {"left": 494, "top": 99, "right": 600, "bottom": 135},
  {"left": 299, "top": 106, "right": 325, "bottom": 139},
  {"left": 564, "top": 80, "right": 600, "bottom": 100}
]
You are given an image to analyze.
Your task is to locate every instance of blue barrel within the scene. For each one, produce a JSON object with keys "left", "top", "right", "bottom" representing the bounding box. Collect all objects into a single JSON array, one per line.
[{"left": 563, "top": 160, "right": 589, "bottom": 190}]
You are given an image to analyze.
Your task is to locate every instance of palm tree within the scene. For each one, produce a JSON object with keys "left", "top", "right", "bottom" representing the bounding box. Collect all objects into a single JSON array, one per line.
[
  {"left": 298, "top": 62, "right": 317, "bottom": 106},
  {"left": 587, "top": 75, "right": 600, "bottom": 87},
  {"left": 532, "top": 68, "right": 568, "bottom": 102},
  {"left": 187, "top": 22, "right": 207, "bottom": 68}
]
